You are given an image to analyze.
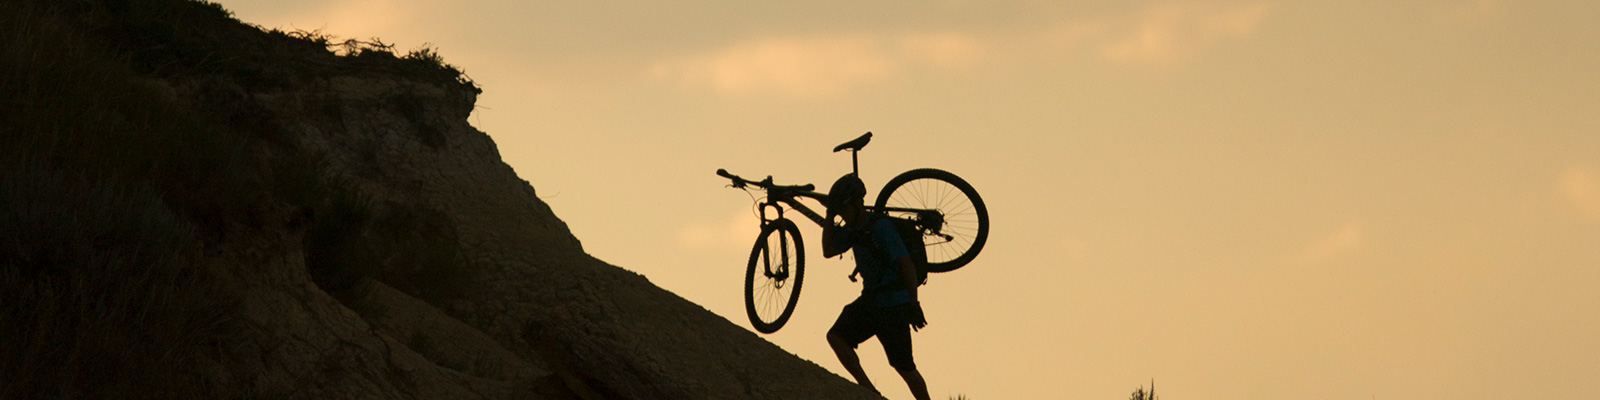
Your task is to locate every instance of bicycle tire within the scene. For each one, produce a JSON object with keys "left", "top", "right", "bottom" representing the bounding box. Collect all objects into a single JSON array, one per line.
[
  {"left": 744, "top": 218, "right": 805, "bottom": 333},
  {"left": 874, "top": 168, "right": 989, "bottom": 273}
]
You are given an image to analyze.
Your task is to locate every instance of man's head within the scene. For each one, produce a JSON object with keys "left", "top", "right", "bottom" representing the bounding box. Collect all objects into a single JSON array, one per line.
[{"left": 828, "top": 173, "right": 867, "bottom": 225}]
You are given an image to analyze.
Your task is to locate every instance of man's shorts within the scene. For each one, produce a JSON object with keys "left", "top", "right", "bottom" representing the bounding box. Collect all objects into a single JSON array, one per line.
[{"left": 828, "top": 296, "right": 915, "bottom": 370}]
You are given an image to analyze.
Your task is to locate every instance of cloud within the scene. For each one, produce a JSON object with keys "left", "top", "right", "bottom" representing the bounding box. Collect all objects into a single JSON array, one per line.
[
  {"left": 651, "top": 35, "right": 898, "bottom": 98},
  {"left": 1302, "top": 221, "right": 1365, "bottom": 262},
  {"left": 1558, "top": 166, "right": 1600, "bottom": 222},
  {"left": 1100, "top": 2, "right": 1271, "bottom": 64},
  {"left": 1006, "top": 2, "right": 1272, "bottom": 65},
  {"left": 897, "top": 32, "right": 987, "bottom": 69},
  {"left": 253, "top": 0, "right": 414, "bottom": 37},
  {"left": 650, "top": 32, "right": 984, "bottom": 98},
  {"left": 651, "top": 2, "right": 1269, "bottom": 97}
]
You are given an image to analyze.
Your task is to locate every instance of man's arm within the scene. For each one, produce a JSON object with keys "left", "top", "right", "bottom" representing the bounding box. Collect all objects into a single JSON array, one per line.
[
  {"left": 822, "top": 222, "right": 846, "bottom": 258},
  {"left": 895, "top": 254, "right": 928, "bottom": 331},
  {"left": 896, "top": 255, "right": 918, "bottom": 302}
]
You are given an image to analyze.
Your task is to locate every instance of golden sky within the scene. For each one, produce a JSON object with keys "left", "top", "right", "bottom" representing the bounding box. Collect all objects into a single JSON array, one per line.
[{"left": 220, "top": 1, "right": 1599, "bottom": 398}]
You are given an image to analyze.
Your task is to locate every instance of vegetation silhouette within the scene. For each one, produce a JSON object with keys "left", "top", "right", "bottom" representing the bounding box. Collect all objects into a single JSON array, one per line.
[
  {"left": 1129, "top": 379, "right": 1158, "bottom": 400},
  {"left": 0, "top": 0, "right": 479, "bottom": 396}
]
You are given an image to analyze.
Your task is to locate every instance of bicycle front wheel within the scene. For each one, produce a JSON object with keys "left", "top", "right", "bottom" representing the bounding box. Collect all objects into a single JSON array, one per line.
[
  {"left": 874, "top": 168, "right": 989, "bottom": 273},
  {"left": 744, "top": 218, "right": 805, "bottom": 334}
]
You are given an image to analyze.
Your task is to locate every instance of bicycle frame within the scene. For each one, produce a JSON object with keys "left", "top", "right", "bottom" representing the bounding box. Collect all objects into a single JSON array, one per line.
[
  {"left": 717, "top": 170, "right": 831, "bottom": 228},
  {"left": 719, "top": 130, "right": 952, "bottom": 241},
  {"left": 716, "top": 169, "right": 946, "bottom": 235}
]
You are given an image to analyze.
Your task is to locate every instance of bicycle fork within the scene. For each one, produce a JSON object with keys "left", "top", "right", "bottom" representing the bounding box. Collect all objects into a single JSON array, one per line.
[{"left": 759, "top": 202, "right": 792, "bottom": 286}]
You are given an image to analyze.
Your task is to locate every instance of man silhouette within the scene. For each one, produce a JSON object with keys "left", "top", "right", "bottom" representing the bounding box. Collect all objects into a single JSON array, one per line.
[{"left": 821, "top": 174, "right": 931, "bottom": 400}]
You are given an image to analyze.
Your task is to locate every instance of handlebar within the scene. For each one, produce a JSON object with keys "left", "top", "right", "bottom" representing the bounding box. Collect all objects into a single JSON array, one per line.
[{"left": 717, "top": 169, "right": 814, "bottom": 192}]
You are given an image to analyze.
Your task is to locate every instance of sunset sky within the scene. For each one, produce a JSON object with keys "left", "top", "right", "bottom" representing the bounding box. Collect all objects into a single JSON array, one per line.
[{"left": 217, "top": 1, "right": 1598, "bottom": 398}]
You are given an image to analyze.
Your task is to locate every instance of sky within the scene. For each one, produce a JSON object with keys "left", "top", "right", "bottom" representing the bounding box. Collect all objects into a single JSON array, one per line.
[{"left": 216, "top": 1, "right": 1599, "bottom": 398}]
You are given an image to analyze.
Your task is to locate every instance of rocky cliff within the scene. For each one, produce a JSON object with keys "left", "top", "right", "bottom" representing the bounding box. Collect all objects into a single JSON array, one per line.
[{"left": 0, "top": 1, "right": 877, "bottom": 398}]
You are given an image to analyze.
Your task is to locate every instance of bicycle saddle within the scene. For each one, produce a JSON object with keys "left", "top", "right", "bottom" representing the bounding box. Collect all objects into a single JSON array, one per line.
[{"left": 832, "top": 132, "right": 872, "bottom": 153}]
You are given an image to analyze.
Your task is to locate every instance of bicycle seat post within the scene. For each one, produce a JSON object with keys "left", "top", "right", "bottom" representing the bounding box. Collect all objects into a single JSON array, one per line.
[
  {"left": 832, "top": 131, "right": 872, "bottom": 177},
  {"left": 851, "top": 150, "right": 859, "bottom": 176}
]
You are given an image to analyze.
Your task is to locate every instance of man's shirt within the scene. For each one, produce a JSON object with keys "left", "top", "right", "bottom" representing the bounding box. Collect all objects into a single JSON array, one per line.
[{"left": 832, "top": 214, "right": 911, "bottom": 307}]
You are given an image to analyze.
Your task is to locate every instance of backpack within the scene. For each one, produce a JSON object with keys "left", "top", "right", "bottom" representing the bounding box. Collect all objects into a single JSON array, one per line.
[{"left": 849, "top": 216, "right": 930, "bottom": 288}]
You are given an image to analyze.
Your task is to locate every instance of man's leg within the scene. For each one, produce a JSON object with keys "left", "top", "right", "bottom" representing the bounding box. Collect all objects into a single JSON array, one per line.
[
  {"left": 880, "top": 312, "right": 928, "bottom": 400},
  {"left": 894, "top": 365, "right": 931, "bottom": 400},
  {"left": 828, "top": 332, "right": 875, "bottom": 391},
  {"left": 829, "top": 300, "right": 879, "bottom": 391}
]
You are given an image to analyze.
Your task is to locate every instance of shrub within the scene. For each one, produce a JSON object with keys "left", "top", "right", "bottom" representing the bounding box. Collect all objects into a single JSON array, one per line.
[
  {"left": 1130, "top": 380, "right": 1158, "bottom": 400},
  {"left": 0, "top": 161, "right": 235, "bottom": 399}
]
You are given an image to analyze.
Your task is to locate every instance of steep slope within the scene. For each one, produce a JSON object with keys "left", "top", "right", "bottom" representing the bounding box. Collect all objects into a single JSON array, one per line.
[{"left": 0, "top": 0, "right": 877, "bottom": 398}]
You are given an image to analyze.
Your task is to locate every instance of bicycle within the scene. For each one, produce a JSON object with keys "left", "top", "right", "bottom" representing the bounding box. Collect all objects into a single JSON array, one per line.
[{"left": 716, "top": 132, "right": 990, "bottom": 333}]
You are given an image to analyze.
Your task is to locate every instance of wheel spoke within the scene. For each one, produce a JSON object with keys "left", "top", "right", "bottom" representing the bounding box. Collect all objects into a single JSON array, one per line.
[
  {"left": 934, "top": 182, "right": 956, "bottom": 211},
  {"left": 746, "top": 221, "right": 805, "bottom": 331},
  {"left": 874, "top": 170, "right": 988, "bottom": 272}
]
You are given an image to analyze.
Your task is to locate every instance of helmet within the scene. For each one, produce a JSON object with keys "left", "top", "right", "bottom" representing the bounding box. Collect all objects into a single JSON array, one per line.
[{"left": 827, "top": 173, "right": 867, "bottom": 212}]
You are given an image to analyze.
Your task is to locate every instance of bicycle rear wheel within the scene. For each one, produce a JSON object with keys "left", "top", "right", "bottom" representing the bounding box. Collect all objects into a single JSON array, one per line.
[
  {"left": 874, "top": 168, "right": 989, "bottom": 272},
  {"left": 745, "top": 218, "right": 805, "bottom": 334}
]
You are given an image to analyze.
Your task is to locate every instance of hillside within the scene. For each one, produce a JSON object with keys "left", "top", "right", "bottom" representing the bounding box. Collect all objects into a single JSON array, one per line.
[{"left": 0, "top": 0, "right": 878, "bottom": 398}]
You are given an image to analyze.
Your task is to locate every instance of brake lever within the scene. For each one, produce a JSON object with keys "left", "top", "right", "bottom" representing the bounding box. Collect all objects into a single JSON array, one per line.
[{"left": 718, "top": 169, "right": 747, "bottom": 188}]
